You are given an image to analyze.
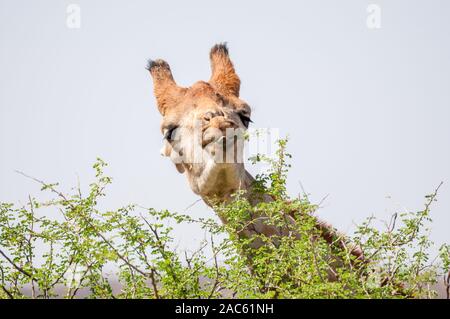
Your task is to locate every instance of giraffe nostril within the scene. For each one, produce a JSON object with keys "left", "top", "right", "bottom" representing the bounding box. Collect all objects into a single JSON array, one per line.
[
  {"left": 203, "top": 112, "right": 214, "bottom": 121},
  {"left": 203, "top": 110, "right": 224, "bottom": 121}
]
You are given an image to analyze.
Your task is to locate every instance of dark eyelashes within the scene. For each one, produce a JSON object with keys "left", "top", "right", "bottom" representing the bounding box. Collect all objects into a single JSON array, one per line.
[
  {"left": 163, "top": 126, "right": 178, "bottom": 141},
  {"left": 238, "top": 113, "right": 253, "bottom": 128}
]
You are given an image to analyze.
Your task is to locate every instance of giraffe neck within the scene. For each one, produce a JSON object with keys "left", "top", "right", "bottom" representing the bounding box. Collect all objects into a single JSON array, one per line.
[
  {"left": 201, "top": 169, "right": 271, "bottom": 210},
  {"left": 200, "top": 169, "right": 364, "bottom": 261},
  {"left": 201, "top": 169, "right": 288, "bottom": 249}
]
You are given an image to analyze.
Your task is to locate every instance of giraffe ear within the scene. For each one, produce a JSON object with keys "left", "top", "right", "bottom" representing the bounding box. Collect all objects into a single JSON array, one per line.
[
  {"left": 209, "top": 43, "right": 241, "bottom": 97},
  {"left": 147, "top": 59, "right": 186, "bottom": 115}
]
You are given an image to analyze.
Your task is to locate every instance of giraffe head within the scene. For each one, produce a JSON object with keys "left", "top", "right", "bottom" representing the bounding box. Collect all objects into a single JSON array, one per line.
[{"left": 147, "top": 44, "right": 252, "bottom": 200}]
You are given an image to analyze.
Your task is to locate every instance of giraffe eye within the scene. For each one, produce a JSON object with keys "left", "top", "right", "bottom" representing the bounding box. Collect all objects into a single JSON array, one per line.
[
  {"left": 238, "top": 113, "right": 252, "bottom": 128},
  {"left": 163, "top": 126, "right": 178, "bottom": 142}
]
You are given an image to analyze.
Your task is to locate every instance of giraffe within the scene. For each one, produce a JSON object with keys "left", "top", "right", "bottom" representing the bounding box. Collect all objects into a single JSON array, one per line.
[{"left": 146, "top": 43, "right": 363, "bottom": 266}]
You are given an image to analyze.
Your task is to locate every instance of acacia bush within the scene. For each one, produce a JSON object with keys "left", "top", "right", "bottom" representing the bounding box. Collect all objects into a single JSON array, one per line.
[{"left": 0, "top": 141, "right": 449, "bottom": 299}]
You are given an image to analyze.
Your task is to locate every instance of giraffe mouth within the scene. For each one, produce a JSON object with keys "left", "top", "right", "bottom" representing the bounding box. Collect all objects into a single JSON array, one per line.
[
  {"left": 202, "top": 133, "right": 239, "bottom": 150},
  {"left": 201, "top": 124, "right": 243, "bottom": 147},
  {"left": 201, "top": 135, "right": 243, "bottom": 164}
]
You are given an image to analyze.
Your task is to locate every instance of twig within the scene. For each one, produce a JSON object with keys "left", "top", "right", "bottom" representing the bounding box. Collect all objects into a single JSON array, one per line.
[
  {"left": 149, "top": 269, "right": 160, "bottom": 299},
  {"left": 0, "top": 248, "right": 35, "bottom": 280},
  {"left": 27, "top": 195, "right": 36, "bottom": 299},
  {"left": 0, "top": 266, "right": 14, "bottom": 299},
  {"left": 15, "top": 170, "right": 151, "bottom": 281},
  {"left": 207, "top": 234, "right": 221, "bottom": 299},
  {"left": 391, "top": 181, "right": 443, "bottom": 247},
  {"left": 183, "top": 199, "right": 202, "bottom": 213},
  {"left": 445, "top": 270, "right": 450, "bottom": 300},
  {"left": 317, "top": 193, "right": 330, "bottom": 208},
  {"left": 140, "top": 213, "right": 184, "bottom": 297}
]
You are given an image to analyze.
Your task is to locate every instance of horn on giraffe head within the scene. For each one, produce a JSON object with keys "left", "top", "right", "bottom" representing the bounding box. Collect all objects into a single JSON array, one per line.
[
  {"left": 146, "top": 59, "right": 185, "bottom": 115},
  {"left": 208, "top": 43, "right": 241, "bottom": 97}
]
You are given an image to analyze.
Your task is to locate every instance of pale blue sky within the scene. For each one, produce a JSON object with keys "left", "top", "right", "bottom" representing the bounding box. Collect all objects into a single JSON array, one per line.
[{"left": 1, "top": 0, "right": 449, "bottom": 251}]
